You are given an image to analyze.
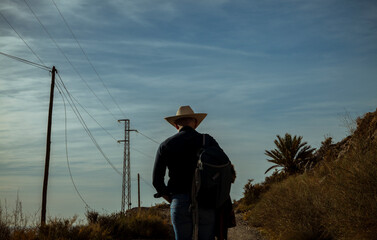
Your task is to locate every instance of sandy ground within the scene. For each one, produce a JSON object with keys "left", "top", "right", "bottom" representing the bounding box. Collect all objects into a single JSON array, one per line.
[{"left": 228, "top": 213, "right": 265, "bottom": 240}]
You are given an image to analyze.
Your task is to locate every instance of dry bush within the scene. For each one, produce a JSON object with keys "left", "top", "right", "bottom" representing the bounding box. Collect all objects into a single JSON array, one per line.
[
  {"left": 77, "top": 223, "right": 111, "bottom": 240},
  {"left": 0, "top": 219, "right": 11, "bottom": 240},
  {"left": 123, "top": 210, "right": 170, "bottom": 239},
  {"left": 1, "top": 205, "right": 170, "bottom": 240},
  {"left": 237, "top": 170, "right": 289, "bottom": 215},
  {"left": 319, "top": 146, "right": 377, "bottom": 239},
  {"left": 10, "top": 228, "right": 38, "bottom": 240},
  {"left": 38, "top": 216, "right": 80, "bottom": 239},
  {"left": 86, "top": 208, "right": 171, "bottom": 240},
  {"left": 247, "top": 139, "right": 377, "bottom": 240},
  {"left": 36, "top": 209, "right": 170, "bottom": 240},
  {"left": 1, "top": 197, "right": 38, "bottom": 240},
  {"left": 248, "top": 174, "right": 330, "bottom": 240}
]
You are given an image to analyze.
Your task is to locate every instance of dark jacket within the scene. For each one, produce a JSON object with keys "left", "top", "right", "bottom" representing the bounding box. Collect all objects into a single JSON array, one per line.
[{"left": 153, "top": 126, "right": 220, "bottom": 197}]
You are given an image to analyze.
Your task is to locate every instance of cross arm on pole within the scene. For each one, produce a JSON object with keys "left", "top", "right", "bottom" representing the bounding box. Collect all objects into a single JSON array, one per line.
[{"left": 117, "top": 129, "right": 137, "bottom": 143}]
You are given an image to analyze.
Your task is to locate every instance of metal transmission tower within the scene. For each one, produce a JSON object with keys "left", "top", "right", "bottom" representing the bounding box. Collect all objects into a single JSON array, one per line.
[{"left": 118, "top": 119, "right": 136, "bottom": 213}]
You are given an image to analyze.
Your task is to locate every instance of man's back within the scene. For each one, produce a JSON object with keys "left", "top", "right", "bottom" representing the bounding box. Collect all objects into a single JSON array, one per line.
[
  {"left": 153, "top": 126, "right": 219, "bottom": 197},
  {"left": 152, "top": 106, "right": 220, "bottom": 240}
]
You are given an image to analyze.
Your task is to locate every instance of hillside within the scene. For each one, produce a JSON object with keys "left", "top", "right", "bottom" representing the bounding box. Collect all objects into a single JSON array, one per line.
[
  {"left": 242, "top": 109, "right": 377, "bottom": 240},
  {"left": 320, "top": 109, "right": 377, "bottom": 162}
]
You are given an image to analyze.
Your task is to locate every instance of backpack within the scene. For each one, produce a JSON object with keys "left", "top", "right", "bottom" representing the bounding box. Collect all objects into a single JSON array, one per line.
[{"left": 192, "top": 134, "right": 233, "bottom": 209}]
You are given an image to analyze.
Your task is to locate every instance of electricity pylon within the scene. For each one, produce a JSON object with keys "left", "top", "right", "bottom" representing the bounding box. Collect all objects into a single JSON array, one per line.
[{"left": 118, "top": 119, "right": 136, "bottom": 214}]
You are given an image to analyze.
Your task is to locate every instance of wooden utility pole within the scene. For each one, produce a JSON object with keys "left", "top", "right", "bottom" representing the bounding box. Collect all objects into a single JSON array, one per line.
[
  {"left": 138, "top": 173, "right": 140, "bottom": 209},
  {"left": 41, "top": 66, "right": 56, "bottom": 226}
]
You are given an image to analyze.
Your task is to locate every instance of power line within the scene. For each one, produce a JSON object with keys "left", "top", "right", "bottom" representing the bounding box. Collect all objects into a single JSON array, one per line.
[
  {"left": 3, "top": 0, "right": 161, "bottom": 148},
  {"left": 56, "top": 73, "right": 155, "bottom": 173},
  {"left": 22, "top": 0, "right": 162, "bottom": 147},
  {"left": 56, "top": 81, "right": 91, "bottom": 209},
  {"left": 0, "top": 51, "right": 50, "bottom": 71},
  {"left": 140, "top": 176, "right": 154, "bottom": 190},
  {"left": 131, "top": 147, "right": 155, "bottom": 159},
  {"left": 0, "top": 10, "right": 45, "bottom": 65},
  {"left": 23, "top": 0, "right": 119, "bottom": 122},
  {"left": 56, "top": 74, "right": 122, "bottom": 176},
  {"left": 67, "top": 92, "right": 119, "bottom": 142},
  {"left": 58, "top": 74, "right": 157, "bottom": 209},
  {"left": 54, "top": 75, "right": 157, "bottom": 158},
  {"left": 60, "top": 85, "right": 153, "bottom": 158},
  {"left": 50, "top": 0, "right": 127, "bottom": 119},
  {"left": 12, "top": 0, "right": 158, "bottom": 153},
  {"left": 49, "top": 0, "right": 161, "bottom": 147},
  {"left": 56, "top": 73, "right": 122, "bottom": 176},
  {"left": 2, "top": 2, "right": 161, "bottom": 209},
  {"left": 135, "top": 130, "right": 160, "bottom": 145}
]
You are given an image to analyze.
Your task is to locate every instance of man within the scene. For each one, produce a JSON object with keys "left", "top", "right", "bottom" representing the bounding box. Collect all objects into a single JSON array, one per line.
[{"left": 153, "top": 105, "right": 224, "bottom": 240}]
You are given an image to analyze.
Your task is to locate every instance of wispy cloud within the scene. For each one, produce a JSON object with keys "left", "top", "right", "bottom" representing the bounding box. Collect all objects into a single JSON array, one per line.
[{"left": 1, "top": 0, "right": 376, "bottom": 219}]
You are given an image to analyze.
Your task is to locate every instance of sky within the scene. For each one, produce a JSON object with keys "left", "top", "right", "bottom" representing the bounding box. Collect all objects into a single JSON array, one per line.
[{"left": 1, "top": 0, "right": 376, "bottom": 222}]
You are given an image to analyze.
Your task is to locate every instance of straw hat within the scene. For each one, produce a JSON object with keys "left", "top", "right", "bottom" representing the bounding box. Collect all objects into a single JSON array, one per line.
[{"left": 165, "top": 105, "right": 207, "bottom": 128}]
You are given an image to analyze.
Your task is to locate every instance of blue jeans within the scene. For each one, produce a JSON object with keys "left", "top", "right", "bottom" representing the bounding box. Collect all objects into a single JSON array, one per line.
[{"left": 170, "top": 194, "right": 215, "bottom": 240}]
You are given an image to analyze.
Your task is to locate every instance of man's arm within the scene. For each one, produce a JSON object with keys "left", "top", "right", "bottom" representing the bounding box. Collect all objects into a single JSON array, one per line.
[{"left": 152, "top": 144, "right": 170, "bottom": 202}]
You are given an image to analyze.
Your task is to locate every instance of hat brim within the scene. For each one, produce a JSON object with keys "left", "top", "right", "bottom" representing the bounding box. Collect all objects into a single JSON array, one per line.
[{"left": 165, "top": 113, "right": 207, "bottom": 128}]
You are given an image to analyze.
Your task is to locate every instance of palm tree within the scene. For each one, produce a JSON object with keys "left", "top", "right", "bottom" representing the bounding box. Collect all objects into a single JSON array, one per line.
[{"left": 265, "top": 133, "right": 315, "bottom": 175}]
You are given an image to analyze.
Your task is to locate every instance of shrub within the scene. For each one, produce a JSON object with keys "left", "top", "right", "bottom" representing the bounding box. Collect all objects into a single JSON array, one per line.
[
  {"left": 38, "top": 216, "right": 80, "bottom": 239},
  {"left": 0, "top": 219, "right": 10, "bottom": 240},
  {"left": 77, "top": 223, "right": 111, "bottom": 240},
  {"left": 242, "top": 179, "right": 264, "bottom": 206},
  {"left": 248, "top": 138, "right": 377, "bottom": 240},
  {"left": 122, "top": 210, "right": 170, "bottom": 239},
  {"left": 248, "top": 174, "right": 331, "bottom": 239},
  {"left": 319, "top": 146, "right": 377, "bottom": 239},
  {"left": 0, "top": 207, "right": 171, "bottom": 240},
  {"left": 10, "top": 228, "right": 38, "bottom": 240},
  {"left": 85, "top": 210, "right": 99, "bottom": 224},
  {"left": 239, "top": 171, "right": 288, "bottom": 210},
  {"left": 88, "top": 208, "right": 171, "bottom": 240}
]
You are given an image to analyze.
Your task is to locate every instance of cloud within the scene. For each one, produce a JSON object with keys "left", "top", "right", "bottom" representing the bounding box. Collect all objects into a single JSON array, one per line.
[
  {"left": 110, "top": 0, "right": 178, "bottom": 25},
  {"left": 1, "top": 0, "right": 376, "bottom": 219}
]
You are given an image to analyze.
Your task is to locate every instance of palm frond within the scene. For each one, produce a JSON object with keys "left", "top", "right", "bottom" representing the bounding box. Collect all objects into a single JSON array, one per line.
[{"left": 265, "top": 164, "right": 281, "bottom": 174}]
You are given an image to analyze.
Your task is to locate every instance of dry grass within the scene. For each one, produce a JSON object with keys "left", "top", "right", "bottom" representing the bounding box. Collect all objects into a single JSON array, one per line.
[
  {"left": 0, "top": 203, "right": 171, "bottom": 240},
  {"left": 241, "top": 110, "right": 377, "bottom": 240},
  {"left": 247, "top": 138, "right": 377, "bottom": 240}
]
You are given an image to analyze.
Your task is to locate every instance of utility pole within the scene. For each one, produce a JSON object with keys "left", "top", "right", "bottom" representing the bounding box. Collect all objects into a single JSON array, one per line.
[
  {"left": 118, "top": 119, "right": 136, "bottom": 214},
  {"left": 138, "top": 173, "right": 141, "bottom": 209},
  {"left": 41, "top": 66, "right": 56, "bottom": 226}
]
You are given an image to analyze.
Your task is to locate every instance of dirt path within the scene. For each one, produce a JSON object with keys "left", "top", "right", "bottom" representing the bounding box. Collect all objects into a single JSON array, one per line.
[
  {"left": 154, "top": 206, "right": 265, "bottom": 240},
  {"left": 228, "top": 213, "right": 265, "bottom": 240},
  {"left": 157, "top": 208, "right": 265, "bottom": 240}
]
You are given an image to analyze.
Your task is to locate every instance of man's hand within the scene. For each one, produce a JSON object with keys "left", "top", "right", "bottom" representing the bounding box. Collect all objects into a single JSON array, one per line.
[{"left": 162, "top": 195, "right": 172, "bottom": 203}]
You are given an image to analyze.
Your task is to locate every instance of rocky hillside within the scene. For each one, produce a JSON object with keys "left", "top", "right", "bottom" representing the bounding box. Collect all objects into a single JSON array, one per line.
[{"left": 318, "top": 108, "right": 377, "bottom": 162}]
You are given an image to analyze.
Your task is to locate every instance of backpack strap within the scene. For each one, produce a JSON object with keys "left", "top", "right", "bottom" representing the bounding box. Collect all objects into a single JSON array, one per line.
[
  {"left": 192, "top": 167, "right": 200, "bottom": 240},
  {"left": 192, "top": 134, "right": 207, "bottom": 240}
]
